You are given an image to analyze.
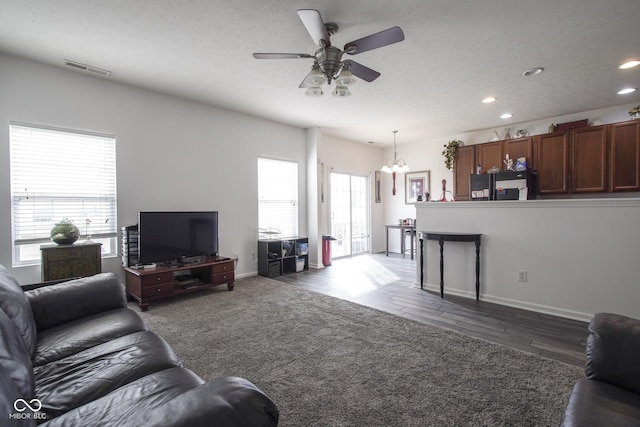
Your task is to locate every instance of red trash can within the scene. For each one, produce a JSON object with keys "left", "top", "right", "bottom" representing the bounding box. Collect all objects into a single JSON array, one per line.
[{"left": 322, "top": 235, "right": 337, "bottom": 266}]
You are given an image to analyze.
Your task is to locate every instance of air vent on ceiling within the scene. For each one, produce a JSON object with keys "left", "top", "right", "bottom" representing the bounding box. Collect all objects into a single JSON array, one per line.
[{"left": 63, "top": 59, "right": 111, "bottom": 77}]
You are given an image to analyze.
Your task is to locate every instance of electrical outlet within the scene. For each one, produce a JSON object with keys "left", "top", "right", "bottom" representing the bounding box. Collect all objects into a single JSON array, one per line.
[
  {"left": 518, "top": 270, "right": 527, "bottom": 282},
  {"left": 251, "top": 252, "right": 256, "bottom": 260}
]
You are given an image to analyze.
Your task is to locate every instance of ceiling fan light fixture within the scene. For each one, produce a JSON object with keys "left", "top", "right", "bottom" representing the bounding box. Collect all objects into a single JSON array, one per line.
[
  {"left": 304, "top": 66, "right": 326, "bottom": 86},
  {"left": 332, "top": 85, "right": 351, "bottom": 98},
  {"left": 336, "top": 69, "right": 356, "bottom": 86},
  {"left": 305, "top": 86, "right": 324, "bottom": 97}
]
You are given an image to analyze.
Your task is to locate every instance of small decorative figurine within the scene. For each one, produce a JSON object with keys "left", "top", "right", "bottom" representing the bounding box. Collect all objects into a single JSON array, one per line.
[{"left": 503, "top": 154, "right": 514, "bottom": 171}]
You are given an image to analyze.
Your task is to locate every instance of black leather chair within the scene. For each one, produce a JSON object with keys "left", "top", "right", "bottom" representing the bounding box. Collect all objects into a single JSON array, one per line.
[{"left": 561, "top": 312, "right": 640, "bottom": 426}]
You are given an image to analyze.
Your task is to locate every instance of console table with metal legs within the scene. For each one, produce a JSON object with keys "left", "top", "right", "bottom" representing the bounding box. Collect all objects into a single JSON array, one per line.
[{"left": 418, "top": 231, "right": 482, "bottom": 301}]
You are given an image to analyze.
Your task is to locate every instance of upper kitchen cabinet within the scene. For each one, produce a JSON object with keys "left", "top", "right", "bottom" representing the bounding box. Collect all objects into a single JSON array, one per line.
[
  {"left": 503, "top": 137, "right": 534, "bottom": 170},
  {"left": 571, "top": 125, "right": 608, "bottom": 193},
  {"left": 610, "top": 120, "right": 640, "bottom": 191},
  {"left": 477, "top": 141, "right": 503, "bottom": 172},
  {"left": 535, "top": 132, "right": 570, "bottom": 194},
  {"left": 453, "top": 145, "right": 476, "bottom": 201}
]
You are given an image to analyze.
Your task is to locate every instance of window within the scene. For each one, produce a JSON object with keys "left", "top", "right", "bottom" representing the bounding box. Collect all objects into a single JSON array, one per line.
[
  {"left": 9, "top": 123, "right": 117, "bottom": 265},
  {"left": 258, "top": 157, "right": 298, "bottom": 237}
]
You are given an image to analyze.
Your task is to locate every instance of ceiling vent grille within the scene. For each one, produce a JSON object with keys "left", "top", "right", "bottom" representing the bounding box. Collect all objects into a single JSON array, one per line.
[{"left": 63, "top": 60, "right": 111, "bottom": 77}]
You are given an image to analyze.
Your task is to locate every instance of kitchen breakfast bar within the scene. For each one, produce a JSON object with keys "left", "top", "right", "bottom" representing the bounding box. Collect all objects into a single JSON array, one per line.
[{"left": 414, "top": 198, "right": 640, "bottom": 322}]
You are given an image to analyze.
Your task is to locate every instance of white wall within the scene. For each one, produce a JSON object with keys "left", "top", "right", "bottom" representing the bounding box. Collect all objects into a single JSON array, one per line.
[
  {"left": 0, "top": 53, "right": 308, "bottom": 283},
  {"left": 415, "top": 199, "right": 640, "bottom": 321},
  {"left": 317, "top": 133, "right": 385, "bottom": 254}
]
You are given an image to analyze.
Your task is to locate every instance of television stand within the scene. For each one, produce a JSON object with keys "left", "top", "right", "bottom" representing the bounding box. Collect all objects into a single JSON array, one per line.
[{"left": 123, "top": 256, "right": 234, "bottom": 311}]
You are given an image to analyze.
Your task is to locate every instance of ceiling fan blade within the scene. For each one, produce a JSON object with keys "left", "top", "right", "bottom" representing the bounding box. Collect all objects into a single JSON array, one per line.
[
  {"left": 297, "top": 9, "right": 331, "bottom": 46},
  {"left": 253, "top": 53, "right": 314, "bottom": 59},
  {"left": 299, "top": 75, "right": 310, "bottom": 89},
  {"left": 344, "top": 26, "right": 405, "bottom": 55},
  {"left": 344, "top": 60, "right": 380, "bottom": 82}
]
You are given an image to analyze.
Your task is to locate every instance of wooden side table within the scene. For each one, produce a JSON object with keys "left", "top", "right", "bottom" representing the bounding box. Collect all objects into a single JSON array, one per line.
[{"left": 40, "top": 242, "right": 102, "bottom": 281}]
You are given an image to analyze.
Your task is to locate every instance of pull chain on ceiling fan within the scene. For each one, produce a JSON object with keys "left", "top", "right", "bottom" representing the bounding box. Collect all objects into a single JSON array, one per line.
[{"left": 253, "top": 9, "right": 405, "bottom": 97}]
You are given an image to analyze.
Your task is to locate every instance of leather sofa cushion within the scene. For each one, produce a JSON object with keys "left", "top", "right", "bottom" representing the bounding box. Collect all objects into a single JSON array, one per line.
[
  {"left": 35, "top": 330, "right": 181, "bottom": 419},
  {"left": 0, "top": 366, "right": 36, "bottom": 427},
  {"left": 586, "top": 312, "right": 640, "bottom": 394},
  {"left": 33, "top": 307, "right": 147, "bottom": 366},
  {"left": 562, "top": 379, "right": 640, "bottom": 426},
  {"left": 42, "top": 368, "right": 280, "bottom": 427},
  {"left": 41, "top": 367, "right": 205, "bottom": 426},
  {"left": 0, "top": 308, "right": 35, "bottom": 399},
  {"left": 0, "top": 264, "right": 37, "bottom": 356},
  {"left": 27, "top": 273, "right": 126, "bottom": 332}
]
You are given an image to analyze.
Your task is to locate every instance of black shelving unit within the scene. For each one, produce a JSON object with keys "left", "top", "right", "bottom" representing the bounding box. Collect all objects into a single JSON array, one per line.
[
  {"left": 258, "top": 237, "right": 308, "bottom": 277},
  {"left": 121, "top": 224, "right": 139, "bottom": 267}
]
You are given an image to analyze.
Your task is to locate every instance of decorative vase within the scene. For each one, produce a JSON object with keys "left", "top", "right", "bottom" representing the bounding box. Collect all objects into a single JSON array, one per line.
[
  {"left": 632, "top": 113, "right": 640, "bottom": 120},
  {"left": 50, "top": 219, "right": 80, "bottom": 245},
  {"left": 504, "top": 128, "right": 511, "bottom": 140}
]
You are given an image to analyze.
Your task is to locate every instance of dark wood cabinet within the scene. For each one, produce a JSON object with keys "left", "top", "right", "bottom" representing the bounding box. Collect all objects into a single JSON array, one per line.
[
  {"left": 40, "top": 242, "right": 102, "bottom": 281},
  {"left": 453, "top": 145, "right": 476, "bottom": 201},
  {"left": 124, "top": 256, "right": 234, "bottom": 311},
  {"left": 503, "top": 137, "right": 534, "bottom": 170},
  {"left": 535, "top": 132, "right": 571, "bottom": 194},
  {"left": 477, "top": 141, "right": 503, "bottom": 172},
  {"left": 572, "top": 125, "right": 608, "bottom": 193},
  {"left": 451, "top": 120, "right": 639, "bottom": 198},
  {"left": 610, "top": 120, "right": 640, "bottom": 191}
]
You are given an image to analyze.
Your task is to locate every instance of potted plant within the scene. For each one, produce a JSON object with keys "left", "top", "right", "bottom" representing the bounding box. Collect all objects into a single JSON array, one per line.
[
  {"left": 629, "top": 105, "right": 640, "bottom": 120},
  {"left": 50, "top": 218, "right": 80, "bottom": 245},
  {"left": 442, "top": 140, "right": 463, "bottom": 170}
]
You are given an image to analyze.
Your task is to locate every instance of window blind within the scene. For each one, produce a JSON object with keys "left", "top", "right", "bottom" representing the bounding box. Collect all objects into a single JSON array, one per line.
[
  {"left": 9, "top": 123, "right": 117, "bottom": 264},
  {"left": 258, "top": 157, "right": 298, "bottom": 237}
]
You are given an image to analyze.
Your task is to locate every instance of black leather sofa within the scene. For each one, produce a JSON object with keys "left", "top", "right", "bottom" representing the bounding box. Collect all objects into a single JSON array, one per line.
[
  {"left": 0, "top": 264, "right": 279, "bottom": 426},
  {"left": 562, "top": 312, "right": 640, "bottom": 426}
]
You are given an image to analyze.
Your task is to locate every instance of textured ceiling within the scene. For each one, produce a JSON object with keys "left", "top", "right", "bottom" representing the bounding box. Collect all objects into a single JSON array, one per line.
[{"left": 0, "top": 0, "right": 639, "bottom": 146}]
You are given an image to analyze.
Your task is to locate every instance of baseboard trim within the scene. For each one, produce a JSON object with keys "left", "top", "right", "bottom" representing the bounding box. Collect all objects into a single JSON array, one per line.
[{"left": 416, "top": 282, "right": 592, "bottom": 322}]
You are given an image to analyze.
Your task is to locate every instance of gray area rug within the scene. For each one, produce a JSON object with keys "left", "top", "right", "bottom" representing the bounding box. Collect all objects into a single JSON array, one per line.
[{"left": 136, "top": 276, "right": 583, "bottom": 426}]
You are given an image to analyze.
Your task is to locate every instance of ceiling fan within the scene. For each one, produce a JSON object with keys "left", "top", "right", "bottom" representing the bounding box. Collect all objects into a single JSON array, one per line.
[{"left": 253, "top": 9, "right": 405, "bottom": 97}]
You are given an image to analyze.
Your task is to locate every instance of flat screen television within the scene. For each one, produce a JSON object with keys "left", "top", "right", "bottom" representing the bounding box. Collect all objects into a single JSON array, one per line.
[{"left": 138, "top": 211, "right": 219, "bottom": 264}]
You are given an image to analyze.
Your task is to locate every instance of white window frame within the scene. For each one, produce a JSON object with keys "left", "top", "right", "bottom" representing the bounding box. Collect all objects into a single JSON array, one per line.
[
  {"left": 258, "top": 157, "right": 299, "bottom": 238},
  {"left": 9, "top": 122, "right": 118, "bottom": 266}
]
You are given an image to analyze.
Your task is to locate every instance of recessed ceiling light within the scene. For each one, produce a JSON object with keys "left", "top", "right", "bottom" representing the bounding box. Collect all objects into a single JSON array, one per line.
[
  {"left": 619, "top": 60, "right": 640, "bottom": 69},
  {"left": 500, "top": 113, "right": 513, "bottom": 119},
  {"left": 482, "top": 97, "right": 497, "bottom": 103},
  {"left": 522, "top": 67, "right": 544, "bottom": 77},
  {"left": 618, "top": 87, "right": 637, "bottom": 95}
]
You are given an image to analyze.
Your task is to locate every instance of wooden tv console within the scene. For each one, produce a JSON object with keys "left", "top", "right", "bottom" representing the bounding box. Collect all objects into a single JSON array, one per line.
[{"left": 123, "top": 256, "right": 234, "bottom": 311}]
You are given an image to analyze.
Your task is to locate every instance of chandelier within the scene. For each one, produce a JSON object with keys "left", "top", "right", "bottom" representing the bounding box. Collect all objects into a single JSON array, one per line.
[{"left": 381, "top": 131, "right": 409, "bottom": 173}]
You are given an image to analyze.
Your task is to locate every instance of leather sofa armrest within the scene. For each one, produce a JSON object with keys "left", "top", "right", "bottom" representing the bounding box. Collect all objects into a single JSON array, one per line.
[
  {"left": 586, "top": 312, "right": 640, "bottom": 394},
  {"left": 26, "top": 273, "right": 127, "bottom": 332},
  {"left": 147, "top": 377, "right": 279, "bottom": 427}
]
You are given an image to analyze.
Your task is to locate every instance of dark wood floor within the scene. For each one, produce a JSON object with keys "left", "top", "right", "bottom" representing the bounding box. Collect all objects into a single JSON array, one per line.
[{"left": 275, "top": 252, "right": 589, "bottom": 367}]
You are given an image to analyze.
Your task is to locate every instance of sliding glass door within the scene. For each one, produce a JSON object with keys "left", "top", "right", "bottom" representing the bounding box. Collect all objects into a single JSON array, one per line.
[{"left": 330, "top": 172, "right": 370, "bottom": 258}]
